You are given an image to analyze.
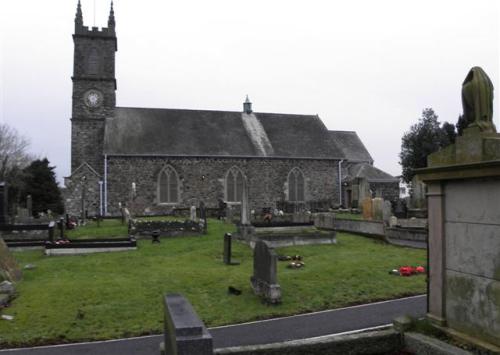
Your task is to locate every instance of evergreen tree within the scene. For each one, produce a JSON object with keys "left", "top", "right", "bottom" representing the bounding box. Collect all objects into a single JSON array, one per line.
[
  {"left": 399, "top": 108, "right": 456, "bottom": 183},
  {"left": 21, "top": 159, "right": 64, "bottom": 216}
]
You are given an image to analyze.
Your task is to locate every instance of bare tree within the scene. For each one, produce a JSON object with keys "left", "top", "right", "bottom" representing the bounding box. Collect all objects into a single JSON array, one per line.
[{"left": 0, "top": 123, "right": 33, "bottom": 180}]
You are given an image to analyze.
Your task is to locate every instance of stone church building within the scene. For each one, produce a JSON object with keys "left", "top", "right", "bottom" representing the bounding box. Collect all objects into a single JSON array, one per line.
[{"left": 64, "top": 2, "right": 398, "bottom": 217}]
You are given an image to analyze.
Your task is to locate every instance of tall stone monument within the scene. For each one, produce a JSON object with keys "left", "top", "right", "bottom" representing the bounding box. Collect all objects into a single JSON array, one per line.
[
  {"left": 237, "top": 176, "right": 254, "bottom": 239},
  {"left": 416, "top": 67, "right": 500, "bottom": 350}
]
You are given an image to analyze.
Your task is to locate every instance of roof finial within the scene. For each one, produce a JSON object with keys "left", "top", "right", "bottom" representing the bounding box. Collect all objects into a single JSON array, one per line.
[
  {"left": 108, "top": 0, "right": 116, "bottom": 29},
  {"left": 75, "top": 0, "right": 83, "bottom": 30},
  {"left": 243, "top": 95, "right": 252, "bottom": 113}
]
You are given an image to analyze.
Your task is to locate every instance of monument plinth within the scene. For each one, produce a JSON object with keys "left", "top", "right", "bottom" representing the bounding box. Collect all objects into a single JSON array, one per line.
[{"left": 416, "top": 67, "right": 500, "bottom": 350}]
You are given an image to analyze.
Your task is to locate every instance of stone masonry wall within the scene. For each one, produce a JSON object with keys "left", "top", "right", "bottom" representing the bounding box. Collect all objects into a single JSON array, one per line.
[
  {"left": 105, "top": 157, "right": 339, "bottom": 216},
  {"left": 71, "top": 119, "right": 105, "bottom": 174}
]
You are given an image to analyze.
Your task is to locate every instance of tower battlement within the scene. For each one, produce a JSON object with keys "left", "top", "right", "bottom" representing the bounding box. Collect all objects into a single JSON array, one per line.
[
  {"left": 74, "top": 0, "right": 115, "bottom": 38},
  {"left": 75, "top": 25, "right": 116, "bottom": 38}
]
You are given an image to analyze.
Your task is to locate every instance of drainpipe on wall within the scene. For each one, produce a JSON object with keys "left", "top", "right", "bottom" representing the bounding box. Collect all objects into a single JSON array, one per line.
[
  {"left": 338, "top": 159, "right": 344, "bottom": 207},
  {"left": 104, "top": 154, "right": 108, "bottom": 216},
  {"left": 98, "top": 180, "right": 103, "bottom": 216}
]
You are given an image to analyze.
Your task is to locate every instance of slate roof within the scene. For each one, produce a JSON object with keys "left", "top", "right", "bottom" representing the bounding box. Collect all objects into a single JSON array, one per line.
[
  {"left": 346, "top": 163, "right": 398, "bottom": 182},
  {"left": 104, "top": 107, "right": 344, "bottom": 159},
  {"left": 328, "top": 131, "right": 373, "bottom": 163}
]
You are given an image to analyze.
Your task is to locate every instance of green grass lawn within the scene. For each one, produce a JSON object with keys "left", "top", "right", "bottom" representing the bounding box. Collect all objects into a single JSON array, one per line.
[
  {"left": 66, "top": 219, "right": 128, "bottom": 240},
  {"left": 0, "top": 219, "right": 426, "bottom": 348},
  {"left": 334, "top": 212, "right": 364, "bottom": 220}
]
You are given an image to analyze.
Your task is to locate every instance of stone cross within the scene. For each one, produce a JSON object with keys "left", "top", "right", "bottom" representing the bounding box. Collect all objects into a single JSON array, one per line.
[
  {"left": 250, "top": 240, "right": 281, "bottom": 304},
  {"left": 0, "top": 183, "right": 7, "bottom": 225}
]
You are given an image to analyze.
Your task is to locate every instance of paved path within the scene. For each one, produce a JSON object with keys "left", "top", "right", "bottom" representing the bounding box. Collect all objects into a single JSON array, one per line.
[{"left": 0, "top": 295, "right": 426, "bottom": 355}]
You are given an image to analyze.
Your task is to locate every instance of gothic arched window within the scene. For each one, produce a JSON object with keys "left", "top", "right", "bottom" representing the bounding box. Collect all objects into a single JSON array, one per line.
[
  {"left": 158, "top": 166, "right": 179, "bottom": 204},
  {"left": 288, "top": 168, "right": 305, "bottom": 202},
  {"left": 226, "top": 167, "right": 244, "bottom": 203},
  {"left": 87, "top": 48, "right": 100, "bottom": 75}
]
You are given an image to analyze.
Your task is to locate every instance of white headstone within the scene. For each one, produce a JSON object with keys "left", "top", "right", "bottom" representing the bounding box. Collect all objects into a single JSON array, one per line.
[{"left": 190, "top": 205, "right": 197, "bottom": 221}]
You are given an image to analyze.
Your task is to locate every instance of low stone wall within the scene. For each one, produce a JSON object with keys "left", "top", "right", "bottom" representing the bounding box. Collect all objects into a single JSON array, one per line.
[
  {"left": 249, "top": 233, "right": 337, "bottom": 249},
  {"left": 314, "top": 213, "right": 428, "bottom": 245},
  {"left": 214, "top": 329, "right": 402, "bottom": 355},
  {"left": 0, "top": 223, "right": 55, "bottom": 241},
  {"left": 332, "top": 219, "right": 385, "bottom": 238},
  {"left": 385, "top": 227, "right": 427, "bottom": 242},
  {"left": 129, "top": 219, "right": 203, "bottom": 238},
  {"left": 238, "top": 225, "right": 337, "bottom": 248}
]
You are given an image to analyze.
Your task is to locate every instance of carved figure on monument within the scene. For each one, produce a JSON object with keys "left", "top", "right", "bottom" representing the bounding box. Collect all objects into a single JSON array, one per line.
[{"left": 462, "top": 66, "right": 496, "bottom": 133}]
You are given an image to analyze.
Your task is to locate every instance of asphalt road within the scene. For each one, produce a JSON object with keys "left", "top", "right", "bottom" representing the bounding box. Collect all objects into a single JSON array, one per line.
[{"left": 0, "top": 295, "right": 426, "bottom": 355}]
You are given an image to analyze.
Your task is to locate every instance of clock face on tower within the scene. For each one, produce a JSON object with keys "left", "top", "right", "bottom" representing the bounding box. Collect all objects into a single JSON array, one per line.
[{"left": 83, "top": 89, "right": 103, "bottom": 108}]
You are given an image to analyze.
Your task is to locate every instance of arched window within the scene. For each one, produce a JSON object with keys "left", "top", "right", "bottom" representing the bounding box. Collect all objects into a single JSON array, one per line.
[
  {"left": 158, "top": 166, "right": 179, "bottom": 203},
  {"left": 288, "top": 168, "right": 305, "bottom": 202},
  {"left": 87, "top": 48, "right": 100, "bottom": 75},
  {"left": 226, "top": 167, "right": 244, "bottom": 203}
]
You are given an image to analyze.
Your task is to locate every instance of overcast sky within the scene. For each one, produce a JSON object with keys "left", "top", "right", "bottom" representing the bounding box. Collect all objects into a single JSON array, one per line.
[{"left": 1, "top": 0, "right": 499, "bottom": 184}]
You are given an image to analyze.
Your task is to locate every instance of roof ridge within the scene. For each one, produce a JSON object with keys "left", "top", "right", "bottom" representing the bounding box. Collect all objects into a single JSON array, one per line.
[{"left": 115, "top": 106, "right": 318, "bottom": 117}]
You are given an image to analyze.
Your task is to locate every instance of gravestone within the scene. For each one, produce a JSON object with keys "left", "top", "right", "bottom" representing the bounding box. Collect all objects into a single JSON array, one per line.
[
  {"left": 394, "top": 199, "right": 407, "bottom": 219},
  {"left": 361, "top": 197, "right": 373, "bottom": 220},
  {"left": 0, "top": 182, "right": 8, "bottom": 225},
  {"left": 225, "top": 205, "right": 233, "bottom": 224},
  {"left": 160, "top": 293, "right": 213, "bottom": 355},
  {"left": 240, "top": 177, "right": 250, "bottom": 225},
  {"left": 372, "top": 197, "right": 384, "bottom": 221},
  {"left": 409, "top": 177, "right": 426, "bottom": 209},
  {"left": 237, "top": 177, "right": 254, "bottom": 239},
  {"left": 190, "top": 205, "right": 197, "bottom": 221},
  {"left": 250, "top": 240, "right": 281, "bottom": 304},
  {"left": 121, "top": 207, "right": 131, "bottom": 225},
  {"left": 416, "top": 67, "right": 500, "bottom": 349},
  {"left": 223, "top": 233, "right": 239, "bottom": 265},
  {"left": 0, "top": 238, "right": 22, "bottom": 282},
  {"left": 26, "top": 194, "right": 33, "bottom": 217},
  {"left": 382, "top": 200, "right": 392, "bottom": 226},
  {"left": 199, "top": 201, "right": 207, "bottom": 234}
]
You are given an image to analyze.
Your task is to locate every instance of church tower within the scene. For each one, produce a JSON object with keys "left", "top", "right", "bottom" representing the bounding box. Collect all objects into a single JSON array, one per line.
[{"left": 71, "top": 1, "right": 117, "bottom": 174}]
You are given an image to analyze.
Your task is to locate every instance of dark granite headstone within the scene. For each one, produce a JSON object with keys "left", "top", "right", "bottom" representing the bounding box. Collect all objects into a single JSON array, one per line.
[
  {"left": 161, "top": 293, "right": 213, "bottom": 355},
  {"left": 199, "top": 202, "right": 207, "bottom": 234},
  {"left": 394, "top": 199, "right": 407, "bottom": 219},
  {"left": 250, "top": 240, "right": 281, "bottom": 304},
  {"left": 0, "top": 182, "right": 8, "bottom": 225}
]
